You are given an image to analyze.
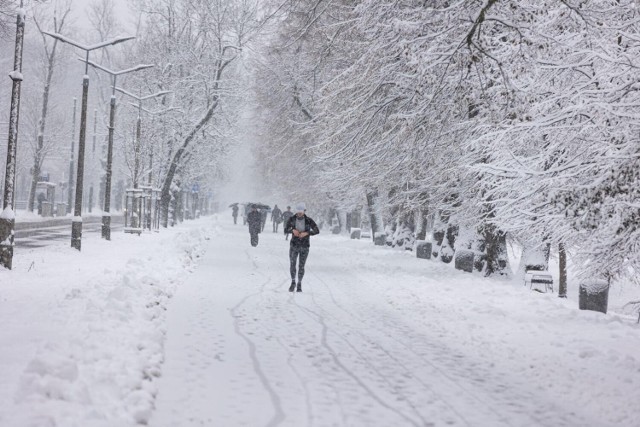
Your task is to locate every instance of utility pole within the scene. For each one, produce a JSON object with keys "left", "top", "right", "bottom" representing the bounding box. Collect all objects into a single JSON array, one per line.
[
  {"left": 43, "top": 32, "right": 135, "bottom": 250},
  {"left": 83, "top": 59, "right": 153, "bottom": 240},
  {"left": 0, "top": 3, "right": 26, "bottom": 270}
]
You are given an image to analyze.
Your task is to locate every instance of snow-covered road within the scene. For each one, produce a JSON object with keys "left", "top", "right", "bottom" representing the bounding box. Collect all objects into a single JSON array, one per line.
[{"left": 150, "top": 218, "right": 640, "bottom": 427}]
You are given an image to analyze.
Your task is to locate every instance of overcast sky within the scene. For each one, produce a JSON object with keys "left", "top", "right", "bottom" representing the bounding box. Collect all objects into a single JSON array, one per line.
[{"left": 70, "top": 0, "right": 136, "bottom": 33}]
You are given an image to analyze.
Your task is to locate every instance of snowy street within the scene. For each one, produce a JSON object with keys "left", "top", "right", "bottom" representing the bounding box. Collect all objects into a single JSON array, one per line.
[
  {"left": 150, "top": 216, "right": 640, "bottom": 427},
  {"left": 3, "top": 1, "right": 640, "bottom": 426}
]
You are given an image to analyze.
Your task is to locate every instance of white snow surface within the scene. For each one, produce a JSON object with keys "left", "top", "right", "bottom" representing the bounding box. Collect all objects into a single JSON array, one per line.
[
  {"left": 0, "top": 207, "right": 15, "bottom": 220},
  {"left": 1, "top": 215, "right": 640, "bottom": 426}
]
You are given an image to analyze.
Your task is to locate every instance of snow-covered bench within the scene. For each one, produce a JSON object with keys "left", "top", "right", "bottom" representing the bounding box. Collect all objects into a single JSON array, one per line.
[
  {"left": 623, "top": 301, "right": 640, "bottom": 323},
  {"left": 524, "top": 269, "right": 554, "bottom": 293}
]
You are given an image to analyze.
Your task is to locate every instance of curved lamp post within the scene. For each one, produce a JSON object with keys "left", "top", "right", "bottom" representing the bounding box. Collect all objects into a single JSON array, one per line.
[
  {"left": 83, "top": 59, "right": 153, "bottom": 240},
  {"left": 114, "top": 87, "right": 171, "bottom": 189},
  {"left": 42, "top": 32, "right": 135, "bottom": 250},
  {"left": 0, "top": 3, "right": 25, "bottom": 270}
]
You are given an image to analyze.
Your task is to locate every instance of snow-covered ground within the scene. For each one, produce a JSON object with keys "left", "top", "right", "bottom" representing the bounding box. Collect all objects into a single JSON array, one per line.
[
  {"left": 1, "top": 214, "right": 639, "bottom": 426},
  {"left": 0, "top": 220, "right": 211, "bottom": 426}
]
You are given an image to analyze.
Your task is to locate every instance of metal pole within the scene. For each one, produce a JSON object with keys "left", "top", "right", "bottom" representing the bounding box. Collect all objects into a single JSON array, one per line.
[
  {"left": 134, "top": 103, "right": 141, "bottom": 189},
  {"left": 82, "top": 62, "right": 153, "bottom": 240},
  {"left": 41, "top": 33, "right": 136, "bottom": 250},
  {"left": 148, "top": 149, "right": 153, "bottom": 186},
  {"left": 88, "top": 108, "right": 97, "bottom": 213},
  {"left": 92, "top": 108, "right": 97, "bottom": 155},
  {"left": 71, "top": 53, "right": 90, "bottom": 250},
  {"left": 103, "top": 87, "right": 116, "bottom": 240},
  {"left": 67, "top": 98, "right": 76, "bottom": 211},
  {"left": 0, "top": 3, "right": 26, "bottom": 270}
]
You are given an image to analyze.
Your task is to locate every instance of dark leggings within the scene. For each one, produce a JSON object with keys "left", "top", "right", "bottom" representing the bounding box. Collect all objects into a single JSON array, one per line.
[{"left": 290, "top": 246, "right": 309, "bottom": 282}]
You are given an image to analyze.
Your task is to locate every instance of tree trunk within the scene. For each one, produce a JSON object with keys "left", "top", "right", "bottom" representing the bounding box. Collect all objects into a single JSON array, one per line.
[
  {"left": 159, "top": 95, "right": 220, "bottom": 227},
  {"left": 28, "top": 11, "right": 68, "bottom": 212},
  {"left": 482, "top": 223, "right": 508, "bottom": 276},
  {"left": 416, "top": 207, "right": 429, "bottom": 241},
  {"left": 559, "top": 242, "right": 567, "bottom": 298},
  {"left": 28, "top": 72, "right": 54, "bottom": 212},
  {"left": 365, "top": 189, "right": 383, "bottom": 241}
]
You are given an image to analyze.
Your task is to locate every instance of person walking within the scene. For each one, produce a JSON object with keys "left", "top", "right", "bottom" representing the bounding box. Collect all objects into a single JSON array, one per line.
[
  {"left": 284, "top": 203, "right": 319, "bottom": 292},
  {"left": 232, "top": 204, "right": 239, "bottom": 224},
  {"left": 271, "top": 204, "right": 282, "bottom": 233},
  {"left": 281, "top": 206, "right": 294, "bottom": 240},
  {"left": 247, "top": 205, "right": 262, "bottom": 247}
]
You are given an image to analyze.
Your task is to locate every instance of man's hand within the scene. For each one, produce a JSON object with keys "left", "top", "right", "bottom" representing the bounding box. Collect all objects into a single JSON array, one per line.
[
  {"left": 292, "top": 229, "right": 300, "bottom": 237},
  {"left": 299, "top": 232, "right": 308, "bottom": 238}
]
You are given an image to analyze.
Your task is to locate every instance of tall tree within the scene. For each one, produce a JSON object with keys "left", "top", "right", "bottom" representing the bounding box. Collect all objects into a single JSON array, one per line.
[{"left": 26, "top": 1, "right": 71, "bottom": 212}]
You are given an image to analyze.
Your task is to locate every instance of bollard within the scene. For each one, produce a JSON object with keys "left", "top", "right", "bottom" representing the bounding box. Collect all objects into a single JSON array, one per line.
[
  {"left": 579, "top": 279, "right": 610, "bottom": 314},
  {"left": 350, "top": 228, "right": 361, "bottom": 239},
  {"left": 416, "top": 241, "right": 432, "bottom": 259},
  {"left": 374, "top": 234, "right": 386, "bottom": 246},
  {"left": 454, "top": 249, "right": 474, "bottom": 273}
]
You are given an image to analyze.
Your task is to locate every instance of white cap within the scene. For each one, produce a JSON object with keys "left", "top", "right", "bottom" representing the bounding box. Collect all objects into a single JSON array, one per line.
[{"left": 295, "top": 202, "right": 306, "bottom": 213}]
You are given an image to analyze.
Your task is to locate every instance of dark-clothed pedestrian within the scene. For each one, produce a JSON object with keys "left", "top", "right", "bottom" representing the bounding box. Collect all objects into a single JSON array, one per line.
[
  {"left": 281, "top": 206, "right": 294, "bottom": 240},
  {"left": 271, "top": 205, "right": 282, "bottom": 233},
  {"left": 232, "top": 204, "right": 239, "bottom": 224},
  {"left": 284, "top": 203, "right": 319, "bottom": 292},
  {"left": 247, "top": 205, "right": 262, "bottom": 247}
]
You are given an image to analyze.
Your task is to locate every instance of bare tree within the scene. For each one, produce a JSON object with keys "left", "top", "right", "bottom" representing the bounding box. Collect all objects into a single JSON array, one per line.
[{"left": 26, "top": 1, "right": 71, "bottom": 212}]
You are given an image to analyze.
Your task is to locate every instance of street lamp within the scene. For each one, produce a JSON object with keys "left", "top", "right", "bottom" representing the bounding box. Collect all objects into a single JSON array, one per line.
[
  {"left": 0, "top": 3, "right": 25, "bottom": 270},
  {"left": 83, "top": 59, "right": 153, "bottom": 240},
  {"left": 115, "top": 88, "right": 170, "bottom": 234},
  {"left": 131, "top": 105, "right": 179, "bottom": 232},
  {"left": 114, "top": 87, "right": 170, "bottom": 189},
  {"left": 136, "top": 104, "right": 180, "bottom": 187},
  {"left": 42, "top": 32, "right": 135, "bottom": 250},
  {"left": 67, "top": 97, "right": 77, "bottom": 212}
]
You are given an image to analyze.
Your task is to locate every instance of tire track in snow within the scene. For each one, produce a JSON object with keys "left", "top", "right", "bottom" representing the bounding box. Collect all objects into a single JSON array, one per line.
[
  {"left": 272, "top": 321, "right": 315, "bottom": 427},
  {"left": 293, "top": 299, "right": 425, "bottom": 427},
  {"left": 302, "top": 284, "right": 434, "bottom": 425},
  {"left": 307, "top": 252, "right": 582, "bottom": 427},
  {"left": 306, "top": 261, "right": 513, "bottom": 426},
  {"left": 228, "top": 251, "right": 285, "bottom": 427},
  {"left": 373, "top": 286, "right": 587, "bottom": 427}
]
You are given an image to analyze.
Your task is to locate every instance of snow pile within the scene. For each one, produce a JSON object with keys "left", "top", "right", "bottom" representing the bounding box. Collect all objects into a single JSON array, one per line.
[{"left": 0, "top": 218, "right": 214, "bottom": 426}]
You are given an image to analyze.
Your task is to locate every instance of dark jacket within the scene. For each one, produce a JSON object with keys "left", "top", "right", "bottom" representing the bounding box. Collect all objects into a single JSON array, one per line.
[
  {"left": 285, "top": 214, "right": 319, "bottom": 247},
  {"left": 247, "top": 210, "right": 262, "bottom": 232},
  {"left": 271, "top": 207, "right": 282, "bottom": 222}
]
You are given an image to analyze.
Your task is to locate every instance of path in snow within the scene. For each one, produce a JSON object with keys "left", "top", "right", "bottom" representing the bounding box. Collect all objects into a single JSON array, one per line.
[{"left": 150, "top": 217, "right": 640, "bottom": 427}]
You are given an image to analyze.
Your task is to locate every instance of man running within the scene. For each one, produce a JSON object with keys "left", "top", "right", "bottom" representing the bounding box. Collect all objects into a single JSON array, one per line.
[{"left": 284, "top": 203, "right": 319, "bottom": 292}]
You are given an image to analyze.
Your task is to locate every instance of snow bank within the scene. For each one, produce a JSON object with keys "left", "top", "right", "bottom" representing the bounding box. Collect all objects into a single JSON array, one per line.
[{"left": 0, "top": 217, "right": 215, "bottom": 426}]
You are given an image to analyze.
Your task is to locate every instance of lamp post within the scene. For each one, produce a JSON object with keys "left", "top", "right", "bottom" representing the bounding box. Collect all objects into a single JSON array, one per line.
[
  {"left": 134, "top": 105, "right": 178, "bottom": 232},
  {"left": 42, "top": 32, "right": 135, "bottom": 250},
  {"left": 67, "top": 97, "right": 76, "bottom": 211},
  {"left": 0, "top": 3, "right": 25, "bottom": 270},
  {"left": 114, "top": 87, "right": 170, "bottom": 189},
  {"left": 136, "top": 104, "right": 180, "bottom": 187},
  {"left": 115, "top": 88, "right": 170, "bottom": 234},
  {"left": 83, "top": 59, "right": 153, "bottom": 240}
]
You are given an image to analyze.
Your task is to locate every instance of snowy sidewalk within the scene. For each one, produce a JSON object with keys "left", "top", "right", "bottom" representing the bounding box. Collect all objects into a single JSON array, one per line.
[
  {"left": 0, "top": 219, "right": 212, "bottom": 426},
  {"left": 151, "top": 218, "right": 640, "bottom": 427}
]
